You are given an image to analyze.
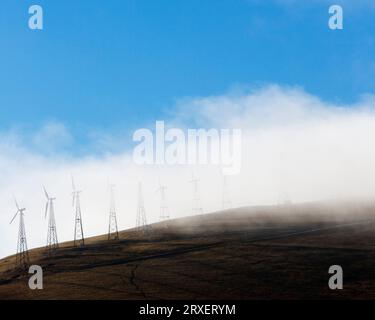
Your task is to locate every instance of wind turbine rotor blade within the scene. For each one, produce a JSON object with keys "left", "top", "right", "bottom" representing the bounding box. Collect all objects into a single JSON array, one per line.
[
  {"left": 71, "top": 175, "right": 76, "bottom": 191},
  {"left": 43, "top": 186, "right": 49, "bottom": 199},
  {"left": 14, "top": 198, "right": 20, "bottom": 211},
  {"left": 45, "top": 201, "right": 49, "bottom": 219},
  {"left": 10, "top": 210, "right": 19, "bottom": 224}
]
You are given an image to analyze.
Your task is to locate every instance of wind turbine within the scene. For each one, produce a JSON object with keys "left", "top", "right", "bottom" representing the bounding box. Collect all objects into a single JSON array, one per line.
[
  {"left": 136, "top": 182, "right": 150, "bottom": 233},
  {"left": 43, "top": 186, "right": 59, "bottom": 253},
  {"left": 156, "top": 178, "right": 170, "bottom": 221},
  {"left": 189, "top": 172, "right": 203, "bottom": 215},
  {"left": 10, "top": 198, "right": 30, "bottom": 270},
  {"left": 72, "top": 176, "right": 84, "bottom": 247},
  {"left": 108, "top": 183, "right": 119, "bottom": 241}
]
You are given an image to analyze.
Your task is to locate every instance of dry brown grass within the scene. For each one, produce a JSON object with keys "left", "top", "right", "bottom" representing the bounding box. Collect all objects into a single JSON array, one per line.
[{"left": 1, "top": 202, "right": 375, "bottom": 299}]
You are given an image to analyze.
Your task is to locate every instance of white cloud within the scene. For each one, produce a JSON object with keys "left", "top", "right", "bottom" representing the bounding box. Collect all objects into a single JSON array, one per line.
[
  {"left": 32, "top": 121, "right": 73, "bottom": 152},
  {"left": 2, "top": 85, "right": 375, "bottom": 259}
]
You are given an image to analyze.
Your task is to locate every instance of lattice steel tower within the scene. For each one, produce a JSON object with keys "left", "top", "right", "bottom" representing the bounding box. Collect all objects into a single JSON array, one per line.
[
  {"left": 10, "top": 199, "right": 30, "bottom": 270},
  {"left": 189, "top": 173, "right": 203, "bottom": 215},
  {"left": 136, "top": 182, "right": 149, "bottom": 233},
  {"left": 156, "top": 179, "right": 170, "bottom": 221},
  {"left": 43, "top": 187, "right": 59, "bottom": 253},
  {"left": 108, "top": 184, "right": 119, "bottom": 240},
  {"left": 72, "top": 177, "right": 85, "bottom": 247}
]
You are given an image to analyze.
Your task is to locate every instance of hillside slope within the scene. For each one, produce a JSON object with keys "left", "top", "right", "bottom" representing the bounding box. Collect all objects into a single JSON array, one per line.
[{"left": 1, "top": 202, "right": 375, "bottom": 299}]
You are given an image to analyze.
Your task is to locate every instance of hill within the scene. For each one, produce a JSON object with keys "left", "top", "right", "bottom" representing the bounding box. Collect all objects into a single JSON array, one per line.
[{"left": 1, "top": 202, "right": 375, "bottom": 299}]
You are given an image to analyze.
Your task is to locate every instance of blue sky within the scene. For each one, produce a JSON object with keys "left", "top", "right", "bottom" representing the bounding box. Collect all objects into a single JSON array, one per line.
[{"left": 1, "top": 0, "right": 375, "bottom": 152}]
